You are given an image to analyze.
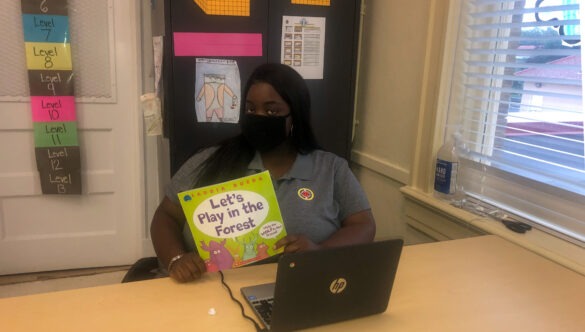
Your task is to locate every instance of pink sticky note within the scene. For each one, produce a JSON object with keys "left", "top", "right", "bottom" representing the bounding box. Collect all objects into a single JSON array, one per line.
[
  {"left": 173, "top": 32, "right": 262, "bottom": 56},
  {"left": 31, "top": 96, "right": 77, "bottom": 122}
]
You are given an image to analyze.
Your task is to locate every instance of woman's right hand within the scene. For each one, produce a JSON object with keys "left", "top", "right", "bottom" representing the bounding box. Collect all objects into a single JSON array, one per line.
[{"left": 168, "top": 252, "right": 207, "bottom": 283}]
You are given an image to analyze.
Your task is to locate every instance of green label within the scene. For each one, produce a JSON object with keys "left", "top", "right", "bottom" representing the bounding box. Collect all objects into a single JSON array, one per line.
[{"left": 33, "top": 121, "right": 78, "bottom": 147}]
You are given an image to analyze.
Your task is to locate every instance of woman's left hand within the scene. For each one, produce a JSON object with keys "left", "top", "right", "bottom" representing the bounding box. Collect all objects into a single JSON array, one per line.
[{"left": 275, "top": 234, "right": 321, "bottom": 253}]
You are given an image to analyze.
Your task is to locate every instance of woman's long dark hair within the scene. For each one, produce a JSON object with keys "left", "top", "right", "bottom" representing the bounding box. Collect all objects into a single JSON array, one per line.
[{"left": 192, "top": 63, "right": 320, "bottom": 187}]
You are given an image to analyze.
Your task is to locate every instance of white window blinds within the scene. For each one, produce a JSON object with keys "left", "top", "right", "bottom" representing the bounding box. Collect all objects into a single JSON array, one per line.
[{"left": 446, "top": 0, "right": 584, "bottom": 243}]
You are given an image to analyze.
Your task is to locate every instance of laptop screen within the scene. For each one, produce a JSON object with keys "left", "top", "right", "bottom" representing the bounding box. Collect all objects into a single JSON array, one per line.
[{"left": 241, "top": 239, "right": 404, "bottom": 331}]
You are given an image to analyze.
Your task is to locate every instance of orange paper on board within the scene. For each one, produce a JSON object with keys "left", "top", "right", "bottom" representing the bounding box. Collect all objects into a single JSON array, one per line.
[
  {"left": 194, "top": 0, "right": 250, "bottom": 16},
  {"left": 291, "top": 0, "right": 330, "bottom": 6}
]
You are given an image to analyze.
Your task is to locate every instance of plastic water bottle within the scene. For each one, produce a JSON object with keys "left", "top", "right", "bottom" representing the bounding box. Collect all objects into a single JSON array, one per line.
[{"left": 434, "top": 134, "right": 462, "bottom": 204}]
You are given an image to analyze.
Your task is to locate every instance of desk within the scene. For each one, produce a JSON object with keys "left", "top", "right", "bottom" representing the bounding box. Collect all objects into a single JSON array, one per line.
[{"left": 1, "top": 235, "right": 584, "bottom": 331}]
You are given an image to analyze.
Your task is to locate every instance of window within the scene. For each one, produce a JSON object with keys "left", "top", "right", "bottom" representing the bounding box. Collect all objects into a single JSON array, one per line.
[{"left": 444, "top": 0, "right": 584, "bottom": 244}]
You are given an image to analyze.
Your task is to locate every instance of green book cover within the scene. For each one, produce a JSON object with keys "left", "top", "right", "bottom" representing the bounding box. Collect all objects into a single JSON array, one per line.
[{"left": 178, "top": 170, "right": 287, "bottom": 271}]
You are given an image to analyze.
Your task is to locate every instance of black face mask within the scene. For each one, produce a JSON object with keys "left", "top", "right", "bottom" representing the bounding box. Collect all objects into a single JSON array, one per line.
[{"left": 241, "top": 114, "right": 290, "bottom": 151}]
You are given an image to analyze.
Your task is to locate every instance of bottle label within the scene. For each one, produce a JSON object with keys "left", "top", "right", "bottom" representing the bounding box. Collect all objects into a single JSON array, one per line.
[{"left": 434, "top": 159, "right": 458, "bottom": 194}]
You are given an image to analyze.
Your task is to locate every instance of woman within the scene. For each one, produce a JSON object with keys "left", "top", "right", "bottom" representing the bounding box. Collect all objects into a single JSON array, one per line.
[{"left": 151, "top": 63, "right": 376, "bottom": 282}]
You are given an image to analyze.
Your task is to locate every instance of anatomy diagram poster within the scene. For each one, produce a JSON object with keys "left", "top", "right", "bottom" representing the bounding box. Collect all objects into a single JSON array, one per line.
[{"left": 194, "top": 58, "right": 241, "bottom": 123}]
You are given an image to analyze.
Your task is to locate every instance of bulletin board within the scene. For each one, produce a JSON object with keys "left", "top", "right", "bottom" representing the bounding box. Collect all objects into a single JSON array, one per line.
[{"left": 164, "top": 0, "right": 362, "bottom": 174}]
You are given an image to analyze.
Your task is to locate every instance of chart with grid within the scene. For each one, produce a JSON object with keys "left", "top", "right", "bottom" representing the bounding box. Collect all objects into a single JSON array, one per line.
[
  {"left": 291, "top": 0, "right": 330, "bottom": 6},
  {"left": 193, "top": 0, "right": 250, "bottom": 16}
]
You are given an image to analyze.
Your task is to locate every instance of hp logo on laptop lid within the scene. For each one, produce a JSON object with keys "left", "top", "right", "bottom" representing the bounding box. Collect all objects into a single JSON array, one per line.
[{"left": 329, "top": 278, "right": 347, "bottom": 294}]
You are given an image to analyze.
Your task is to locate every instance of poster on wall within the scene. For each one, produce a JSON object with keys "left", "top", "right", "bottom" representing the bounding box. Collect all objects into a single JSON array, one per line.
[
  {"left": 291, "top": 0, "right": 331, "bottom": 6},
  {"left": 194, "top": 58, "right": 241, "bottom": 123},
  {"left": 281, "top": 16, "right": 326, "bottom": 79},
  {"left": 21, "top": 0, "right": 82, "bottom": 195},
  {"left": 193, "top": 0, "right": 250, "bottom": 17}
]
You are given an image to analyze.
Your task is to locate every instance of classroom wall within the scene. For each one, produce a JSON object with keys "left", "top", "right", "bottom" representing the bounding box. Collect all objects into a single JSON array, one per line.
[{"left": 351, "top": 0, "right": 446, "bottom": 244}]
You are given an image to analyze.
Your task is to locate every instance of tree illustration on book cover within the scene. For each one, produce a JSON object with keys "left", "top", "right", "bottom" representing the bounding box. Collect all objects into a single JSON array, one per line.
[{"left": 178, "top": 170, "right": 287, "bottom": 271}]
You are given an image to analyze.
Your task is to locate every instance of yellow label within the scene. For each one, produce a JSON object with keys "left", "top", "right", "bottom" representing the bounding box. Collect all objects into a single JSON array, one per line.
[{"left": 25, "top": 42, "right": 72, "bottom": 70}]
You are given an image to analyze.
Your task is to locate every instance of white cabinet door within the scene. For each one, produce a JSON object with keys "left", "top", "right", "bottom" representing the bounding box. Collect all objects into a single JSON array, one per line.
[{"left": 0, "top": 1, "right": 144, "bottom": 274}]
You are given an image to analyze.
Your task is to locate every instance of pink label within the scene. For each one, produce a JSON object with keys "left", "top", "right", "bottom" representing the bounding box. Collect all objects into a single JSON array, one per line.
[
  {"left": 31, "top": 96, "right": 76, "bottom": 122},
  {"left": 173, "top": 32, "right": 262, "bottom": 56}
]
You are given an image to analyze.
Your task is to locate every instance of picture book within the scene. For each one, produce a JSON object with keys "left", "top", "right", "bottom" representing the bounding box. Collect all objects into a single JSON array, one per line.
[{"left": 178, "top": 170, "right": 287, "bottom": 271}]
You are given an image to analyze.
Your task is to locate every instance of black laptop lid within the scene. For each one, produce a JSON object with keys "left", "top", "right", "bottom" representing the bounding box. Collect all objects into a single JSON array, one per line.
[{"left": 270, "top": 239, "right": 403, "bottom": 331}]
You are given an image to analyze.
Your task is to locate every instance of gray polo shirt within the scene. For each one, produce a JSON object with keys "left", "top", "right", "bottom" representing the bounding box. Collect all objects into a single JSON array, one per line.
[{"left": 165, "top": 148, "right": 371, "bottom": 251}]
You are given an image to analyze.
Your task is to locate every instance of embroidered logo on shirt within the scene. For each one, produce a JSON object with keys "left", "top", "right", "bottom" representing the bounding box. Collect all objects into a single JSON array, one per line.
[{"left": 297, "top": 188, "right": 314, "bottom": 201}]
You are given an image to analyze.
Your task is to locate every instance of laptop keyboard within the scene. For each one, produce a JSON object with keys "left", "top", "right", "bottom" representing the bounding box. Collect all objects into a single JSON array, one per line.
[{"left": 251, "top": 297, "right": 274, "bottom": 326}]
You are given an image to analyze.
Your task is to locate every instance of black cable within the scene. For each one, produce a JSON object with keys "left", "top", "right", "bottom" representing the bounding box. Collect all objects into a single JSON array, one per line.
[{"left": 218, "top": 270, "right": 267, "bottom": 332}]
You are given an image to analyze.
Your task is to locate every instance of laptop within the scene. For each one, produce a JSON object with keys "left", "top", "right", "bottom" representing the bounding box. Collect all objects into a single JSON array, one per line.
[{"left": 240, "top": 239, "right": 404, "bottom": 331}]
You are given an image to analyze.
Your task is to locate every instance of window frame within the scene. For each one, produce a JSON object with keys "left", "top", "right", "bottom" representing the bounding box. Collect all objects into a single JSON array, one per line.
[
  {"left": 452, "top": 0, "right": 585, "bottom": 245},
  {"left": 402, "top": 0, "right": 585, "bottom": 275}
]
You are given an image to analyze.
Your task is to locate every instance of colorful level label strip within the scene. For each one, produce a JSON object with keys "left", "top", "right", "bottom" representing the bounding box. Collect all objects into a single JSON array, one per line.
[{"left": 22, "top": 0, "right": 81, "bottom": 194}]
